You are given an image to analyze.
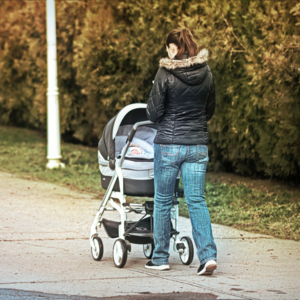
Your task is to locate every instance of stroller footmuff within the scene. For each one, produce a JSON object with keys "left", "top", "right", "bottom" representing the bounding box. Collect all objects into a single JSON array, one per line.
[{"left": 90, "top": 103, "right": 194, "bottom": 268}]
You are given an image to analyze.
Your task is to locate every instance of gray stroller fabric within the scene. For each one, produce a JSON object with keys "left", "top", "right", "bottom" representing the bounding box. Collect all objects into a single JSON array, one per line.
[
  {"left": 99, "top": 161, "right": 154, "bottom": 180},
  {"left": 116, "top": 125, "right": 157, "bottom": 146},
  {"left": 98, "top": 105, "right": 155, "bottom": 162},
  {"left": 99, "top": 125, "right": 180, "bottom": 182},
  {"left": 99, "top": 125, "right": 156, "bottom": 179}
]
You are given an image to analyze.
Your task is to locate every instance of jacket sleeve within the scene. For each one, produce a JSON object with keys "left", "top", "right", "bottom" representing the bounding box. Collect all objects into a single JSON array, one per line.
[
  {"left": 146, "top": 67, "right": 169, "bottom": 123},
  {"left": 206, "top": 76, "right": 216, "bottom": 122}
]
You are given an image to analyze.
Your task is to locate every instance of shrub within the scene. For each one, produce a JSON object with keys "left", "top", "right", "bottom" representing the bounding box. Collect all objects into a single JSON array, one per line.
[{"left": 0, "top": 0, "right": 299, "bottom": 179}]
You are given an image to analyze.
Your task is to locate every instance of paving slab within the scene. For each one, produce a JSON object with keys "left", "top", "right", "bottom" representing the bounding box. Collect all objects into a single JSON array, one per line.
[{"left": 0, "top": 171, "right": 299, "bottom": 300}]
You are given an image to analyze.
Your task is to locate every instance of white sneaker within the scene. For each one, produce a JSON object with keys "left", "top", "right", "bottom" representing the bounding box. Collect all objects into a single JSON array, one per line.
[{"left": 197, "top": 260, "right": 217, "bottom": 275}]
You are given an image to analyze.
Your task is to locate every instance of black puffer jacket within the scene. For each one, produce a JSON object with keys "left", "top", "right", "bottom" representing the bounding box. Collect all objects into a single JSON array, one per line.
[{"left": 146, "top": 49, "right": 215, "bottom": 145}]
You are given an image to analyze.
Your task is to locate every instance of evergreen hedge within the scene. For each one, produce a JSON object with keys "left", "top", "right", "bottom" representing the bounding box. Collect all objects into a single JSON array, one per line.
[{"left": 0, "top": 0, "right": 299, "bottom": 179}]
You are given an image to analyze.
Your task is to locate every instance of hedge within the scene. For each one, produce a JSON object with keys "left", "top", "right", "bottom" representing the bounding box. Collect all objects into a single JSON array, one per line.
[{"left": 0, "top": 0, "right": 299, "bottom": 179}]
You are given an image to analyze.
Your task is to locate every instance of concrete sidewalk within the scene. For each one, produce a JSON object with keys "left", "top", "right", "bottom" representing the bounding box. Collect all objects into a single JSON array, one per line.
[{"left": 0, "top": 171, "right": 299, "bottom": 300}]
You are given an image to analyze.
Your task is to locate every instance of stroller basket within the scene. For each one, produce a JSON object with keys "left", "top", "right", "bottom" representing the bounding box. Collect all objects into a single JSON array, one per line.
[
  {"left": 102, "top": 218, "right": 152, "bottom": 239},
  {"left": 102, "top": 215, "right": 178, "bottom": 244},
  {"left": 102, "top": 217, "right": 153, "bottom": 245},
  {"left": 102, "top": 218, "right": 121, "bottom": 239}
]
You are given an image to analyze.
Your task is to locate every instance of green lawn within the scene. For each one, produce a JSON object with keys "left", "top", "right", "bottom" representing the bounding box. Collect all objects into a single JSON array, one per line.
[
  {"left": 0, "top": 126, "right": 101, "bottom": 196},
  {"left": 179, "top": 181, "right": 300, "bottom": 241},
  {"left": 1, "top": 125, "right": 299, "bottom": 241}
]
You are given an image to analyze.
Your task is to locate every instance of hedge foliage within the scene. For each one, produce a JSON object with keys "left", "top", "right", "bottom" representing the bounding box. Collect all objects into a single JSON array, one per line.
[{"left": 0, "top": 0, "right": 299, "bottom": 179}]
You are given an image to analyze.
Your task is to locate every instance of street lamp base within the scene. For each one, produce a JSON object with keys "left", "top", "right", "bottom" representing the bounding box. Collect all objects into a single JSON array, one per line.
[{"left": 46, "top": 159, "right": 65, "bottom": 169}]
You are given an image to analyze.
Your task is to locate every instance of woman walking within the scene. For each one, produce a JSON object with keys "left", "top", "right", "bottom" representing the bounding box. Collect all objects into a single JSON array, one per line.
[{"left": 146, "top": 29, "right": 217, "bottom": 275}]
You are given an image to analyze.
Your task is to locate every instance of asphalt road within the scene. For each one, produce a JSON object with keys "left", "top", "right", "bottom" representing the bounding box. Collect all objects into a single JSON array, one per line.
[{"left": 0, "top": 289, "right": 222, "bottom": 300}]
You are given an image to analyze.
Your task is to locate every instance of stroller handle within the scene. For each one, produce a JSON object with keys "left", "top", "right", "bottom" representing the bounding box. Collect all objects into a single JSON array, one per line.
[{"left": 127, "top": 120, "right": 154, "bottom": 143}]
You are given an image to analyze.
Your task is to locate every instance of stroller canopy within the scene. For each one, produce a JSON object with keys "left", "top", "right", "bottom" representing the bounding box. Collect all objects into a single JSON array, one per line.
[{"left": 98, "top": 103, "right": 156, "bottom": 162}]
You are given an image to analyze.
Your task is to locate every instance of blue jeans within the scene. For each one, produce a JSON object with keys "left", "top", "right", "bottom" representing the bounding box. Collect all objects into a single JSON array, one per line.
[{"left": 151, "top": 144, "right": 217, "bottom": 265}]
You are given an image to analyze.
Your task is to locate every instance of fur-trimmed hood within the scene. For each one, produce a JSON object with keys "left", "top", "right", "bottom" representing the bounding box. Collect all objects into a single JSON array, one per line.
[
  {"left": 159, "top": 49, "right": 208, "bottom": 70},
  {"left": 159, "top": 49, "right": 210, "bottom": 86}
]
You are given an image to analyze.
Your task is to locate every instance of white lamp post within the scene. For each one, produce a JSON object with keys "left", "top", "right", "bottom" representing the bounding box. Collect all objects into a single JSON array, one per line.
[{"left": 46, "top": 0, "right": 64, "bottom": 169}]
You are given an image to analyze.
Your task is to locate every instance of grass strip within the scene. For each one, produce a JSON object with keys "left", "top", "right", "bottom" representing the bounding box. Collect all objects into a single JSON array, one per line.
[
  {"left": 0, "top": 125, "right": 299, "bottom": 241},
  {"left": 178, "top": 181, "right": 300, "bottom": 241},
  {"left": 0, "top": 126, "right": 101, "bottom": 196}
]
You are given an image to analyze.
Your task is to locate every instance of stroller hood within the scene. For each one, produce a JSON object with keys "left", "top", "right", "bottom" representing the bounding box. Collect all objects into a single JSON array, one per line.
[{"left": 98, "top": 104, "right": 156, "bottom": 162}]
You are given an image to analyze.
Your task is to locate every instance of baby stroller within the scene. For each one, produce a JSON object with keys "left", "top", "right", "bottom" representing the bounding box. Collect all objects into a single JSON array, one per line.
[{"left": 90, "top": 103, "right": 194, "bottom": 268}]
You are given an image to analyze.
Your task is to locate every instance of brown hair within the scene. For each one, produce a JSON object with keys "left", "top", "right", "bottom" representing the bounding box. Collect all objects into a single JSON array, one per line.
[{"left": 165, "top": 29, "right": 198, "bottom": 60}]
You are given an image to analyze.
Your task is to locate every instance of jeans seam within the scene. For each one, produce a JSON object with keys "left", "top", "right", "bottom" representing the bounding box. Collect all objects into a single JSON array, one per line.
[{"left": 185, "top": 145, "right": 189, "bottom": 160}]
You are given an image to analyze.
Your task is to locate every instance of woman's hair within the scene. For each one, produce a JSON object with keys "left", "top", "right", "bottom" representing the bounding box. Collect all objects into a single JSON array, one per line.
[{"left": 165, "top": 28, "right": 198, "bottom": 59}]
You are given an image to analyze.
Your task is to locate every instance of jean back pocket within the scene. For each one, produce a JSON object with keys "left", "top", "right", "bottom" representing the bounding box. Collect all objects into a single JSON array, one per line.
[
  {"left": 196, "top": 145, "right": 209, "bottom": 163},
  {"left": 160, "top": 145, "right": 180, "bottom": 165}
]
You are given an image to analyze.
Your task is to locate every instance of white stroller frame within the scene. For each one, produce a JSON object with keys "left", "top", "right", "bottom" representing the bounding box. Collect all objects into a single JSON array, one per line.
[{"left": 90, "top": 117, "right": 194, "bottom": 268}]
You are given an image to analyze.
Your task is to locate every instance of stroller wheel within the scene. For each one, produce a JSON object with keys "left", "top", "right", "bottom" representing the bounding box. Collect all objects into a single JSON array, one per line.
[
  {"left": 113, "top": 239, "right": 128, "bottom": 268},
  {"left": 179, "top": 236, "right": 194, "bottom": 265},
  {"left": 91, "top": 237, "right": 104, "bottom": 261},
  {"left": 143, "top": 243, "right": 154, "bottom": 259}
]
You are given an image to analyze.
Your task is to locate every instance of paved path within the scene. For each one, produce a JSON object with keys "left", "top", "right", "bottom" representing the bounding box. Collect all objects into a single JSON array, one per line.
[{"left": 0, "top": 171, "right": 299, "bottom": 300}]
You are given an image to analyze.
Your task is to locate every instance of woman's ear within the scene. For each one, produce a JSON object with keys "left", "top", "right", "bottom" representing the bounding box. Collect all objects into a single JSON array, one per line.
[{"left": 167, "top": 43, "right": 178, "bottom": 59}]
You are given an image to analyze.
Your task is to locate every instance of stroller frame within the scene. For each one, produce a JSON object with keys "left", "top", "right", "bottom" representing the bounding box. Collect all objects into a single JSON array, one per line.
[{"left": 90, "top": 120, "right": 194, "bottom": 268}]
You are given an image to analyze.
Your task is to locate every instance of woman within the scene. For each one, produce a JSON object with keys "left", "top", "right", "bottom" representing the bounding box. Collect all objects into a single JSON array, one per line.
[{"left": 146, "top": 29, "right": 217, "bottom": 275}]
